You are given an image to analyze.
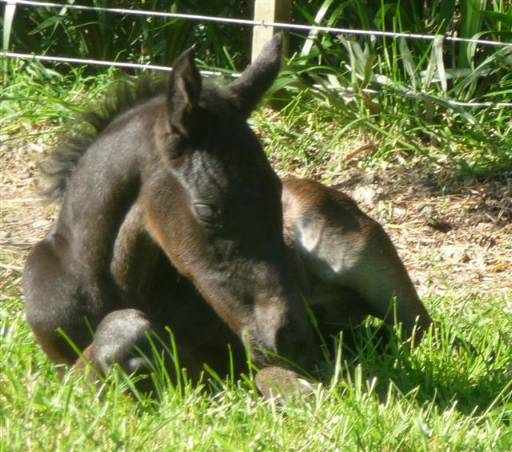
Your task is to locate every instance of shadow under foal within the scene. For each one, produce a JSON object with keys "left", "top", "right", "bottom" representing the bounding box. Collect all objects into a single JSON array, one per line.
[{"left": 23, "top": 35, "right": 432, "bottom": 391}]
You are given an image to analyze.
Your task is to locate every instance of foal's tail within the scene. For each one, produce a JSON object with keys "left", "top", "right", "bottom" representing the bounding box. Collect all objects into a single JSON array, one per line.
[{"left": 40, "top": 76, "right": 161, "bottom": 201}]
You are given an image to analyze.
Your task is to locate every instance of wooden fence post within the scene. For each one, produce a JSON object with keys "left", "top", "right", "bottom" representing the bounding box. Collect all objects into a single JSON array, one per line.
[{"left": 252, "top": 0, "right": 291, "bottom": 62}]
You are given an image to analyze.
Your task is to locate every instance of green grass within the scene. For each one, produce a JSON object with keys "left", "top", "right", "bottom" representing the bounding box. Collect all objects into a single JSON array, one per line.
[
  {"left": 281, "top": 0, "right": 512, "bottom": 177},
  {"left": 2, "top": 289, "right": 511, "bottom": 450},
  {"left": 1, "top": 0, "right": 253, "bottom": 68}
]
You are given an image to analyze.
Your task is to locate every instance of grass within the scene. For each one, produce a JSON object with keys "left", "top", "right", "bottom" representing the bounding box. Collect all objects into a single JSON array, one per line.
[
  {"left": 3, "top": 1, "right": 512, "bottom": 177},
  {"left": 1, "top": 60, "right": 512, "bottom": 450},
  {"left": 281, "top": 0, "right": 512, "bottom": 177},
  {"left": 1, "top": 290, "right": 511, "bottom": 450},
  {"left": 2, "top": 0, "right": 253, "bottom": 68},
  {"left": 3, "top": 58, "right": 511, "bottom": 182}
]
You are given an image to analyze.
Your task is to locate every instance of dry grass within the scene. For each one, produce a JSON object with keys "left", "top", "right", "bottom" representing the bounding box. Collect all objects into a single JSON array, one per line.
[{"left": 0, "top": 136, "right": 57, "bottom": 302}]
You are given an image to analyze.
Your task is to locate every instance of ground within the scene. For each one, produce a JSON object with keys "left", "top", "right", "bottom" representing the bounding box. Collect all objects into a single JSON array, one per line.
[{"left": 333, "top": 163, "right": 512, "bottom": 299}]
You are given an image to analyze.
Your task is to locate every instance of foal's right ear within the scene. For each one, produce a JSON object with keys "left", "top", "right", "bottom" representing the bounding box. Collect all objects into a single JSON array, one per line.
[{"left": 167, "top": 47, "right": 202, "bottom": 137}]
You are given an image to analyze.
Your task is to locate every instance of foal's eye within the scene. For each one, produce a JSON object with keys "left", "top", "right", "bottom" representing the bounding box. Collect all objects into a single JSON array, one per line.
[{"left": 193, "top": 203, "right": 223, "bottom": 226}]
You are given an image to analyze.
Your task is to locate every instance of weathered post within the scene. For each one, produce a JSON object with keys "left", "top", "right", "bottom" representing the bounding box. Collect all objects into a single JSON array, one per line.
[{"left": 252, "top": 0, "right": 291, "bottom": 62}]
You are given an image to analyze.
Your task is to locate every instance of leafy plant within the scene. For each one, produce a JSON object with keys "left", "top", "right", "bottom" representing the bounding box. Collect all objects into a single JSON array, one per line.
[{"left": 277, "top": 0, "right": 512, "bottom": 175}]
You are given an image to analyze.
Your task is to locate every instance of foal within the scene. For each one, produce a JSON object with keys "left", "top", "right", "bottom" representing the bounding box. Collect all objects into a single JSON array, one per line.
[{"left": 24, "top": 34, "right": 431, "bottom": 389}]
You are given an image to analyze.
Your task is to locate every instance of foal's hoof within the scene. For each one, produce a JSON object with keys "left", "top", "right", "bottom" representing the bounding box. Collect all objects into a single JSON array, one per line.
[{"left": 255, "top": 366, "right": 316, "bottom": 402}]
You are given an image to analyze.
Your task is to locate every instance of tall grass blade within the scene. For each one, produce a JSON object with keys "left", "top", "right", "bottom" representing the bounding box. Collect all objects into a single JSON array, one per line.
[
  {"left": 301, "top": 0, "right": 335, "bottom": 57},
  {"left": 422, "top": 44, "right": 437, "bottom": 90},
  {"left": 481, "top": 10, "right": 512, "bottom": 27},
  {"left": 399, "top": 38, "right": 417, "bottom": 91},
  {"left": 459, "top": 0, "right": 485, "bottom": 67}
]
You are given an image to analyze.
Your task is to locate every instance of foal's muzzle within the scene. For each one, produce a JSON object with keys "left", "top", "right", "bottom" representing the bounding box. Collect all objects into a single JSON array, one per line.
[{"left": 243, "top": 296, "right": 317, "bottom": 372}]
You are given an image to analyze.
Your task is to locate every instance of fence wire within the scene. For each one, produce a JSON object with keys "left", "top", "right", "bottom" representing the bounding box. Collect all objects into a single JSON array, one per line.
[
  {"left": 4, "top": 0, "right": 512, "bottom": 48},
  {"left": 0, "top": 51, "right": 240, "bottom": 78}
]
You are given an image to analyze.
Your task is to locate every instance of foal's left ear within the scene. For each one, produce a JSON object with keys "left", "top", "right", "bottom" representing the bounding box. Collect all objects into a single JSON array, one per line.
[
  {"left": 167, "top": 47, "right": 202, "bottom": 137},
  {"left": 228, "top": 33, "right": 283, "bottom": 117}
]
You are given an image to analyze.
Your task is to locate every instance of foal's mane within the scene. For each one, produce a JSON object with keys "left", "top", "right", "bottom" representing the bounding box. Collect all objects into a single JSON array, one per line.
[{"left": 40, "top": 76, "right": 166, "bottom": 202}]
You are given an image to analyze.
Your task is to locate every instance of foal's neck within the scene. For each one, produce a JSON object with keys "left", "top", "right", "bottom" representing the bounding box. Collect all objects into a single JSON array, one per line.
[{"left": 56, "top": 98, "right": 165, "bottom": 274}]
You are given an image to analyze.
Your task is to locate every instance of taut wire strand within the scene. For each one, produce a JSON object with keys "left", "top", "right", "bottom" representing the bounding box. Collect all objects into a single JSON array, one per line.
[{"left": 0, "top": 50, "right": 240, "bottom": 77}]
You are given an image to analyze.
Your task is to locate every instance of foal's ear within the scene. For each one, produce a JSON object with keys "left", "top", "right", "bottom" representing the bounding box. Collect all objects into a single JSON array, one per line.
[
  {"left": 228, "top": 33, "right": 283, "bottom": 117},
  {"left": 167, "top": 47, "right": 202, "bottom": 137}
]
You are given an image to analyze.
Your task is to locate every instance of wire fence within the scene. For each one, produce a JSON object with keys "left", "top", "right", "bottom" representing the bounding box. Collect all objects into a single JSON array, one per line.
[
  {"left": 2, "top": 0, "right": 512, "bottom": 108},
  {"left": 5, "top": 0, "right": 512, "bottom": 48}
]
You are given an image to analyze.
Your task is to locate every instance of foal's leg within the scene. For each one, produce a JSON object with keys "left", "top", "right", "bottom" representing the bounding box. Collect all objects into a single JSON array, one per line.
[
  {"left": 82, "top": 202, "right": 209, "bottom": 385},
  {"left": 74, "top": 309, "right": 202, "bottom": 389},
  {"left": 23, "top": 233, "right": 108, "bottom": 365},
  {"left": 282, "top": 178, "right": 432, "bottom": 341}
]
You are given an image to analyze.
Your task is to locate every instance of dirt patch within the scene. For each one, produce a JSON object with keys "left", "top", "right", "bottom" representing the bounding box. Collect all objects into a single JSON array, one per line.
[
  {"left": 1, "top": 136, "right": 511, "bottom": 304},
  {"left": 0, "top": 137, "right": 56, "bottom": 301}
]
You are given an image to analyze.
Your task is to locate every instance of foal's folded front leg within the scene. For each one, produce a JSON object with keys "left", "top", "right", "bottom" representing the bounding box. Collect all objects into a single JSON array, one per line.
[
  {"left": 74, "top": 309, "right": 202, "bottom": 391},
  {"left": 282, "top": 177, "right": 432, "bottom": 342}
]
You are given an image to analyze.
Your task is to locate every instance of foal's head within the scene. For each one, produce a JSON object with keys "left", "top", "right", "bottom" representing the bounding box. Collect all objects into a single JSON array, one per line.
[{"left": 145, "top": 35, "right": 316, "bottom": 370}]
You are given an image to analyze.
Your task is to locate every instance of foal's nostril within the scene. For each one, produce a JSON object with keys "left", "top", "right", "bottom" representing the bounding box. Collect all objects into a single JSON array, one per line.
[{"left": 241, "top": 322, "right": 316, "bottom": 372}]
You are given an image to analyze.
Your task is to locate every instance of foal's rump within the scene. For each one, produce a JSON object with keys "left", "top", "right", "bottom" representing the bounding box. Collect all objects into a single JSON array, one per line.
[
  {"left": 282, "top": 177, "right": 432, "bottom": 338},
  {"left": 23, "top": 232, "right": 107, "bottom": 364}
]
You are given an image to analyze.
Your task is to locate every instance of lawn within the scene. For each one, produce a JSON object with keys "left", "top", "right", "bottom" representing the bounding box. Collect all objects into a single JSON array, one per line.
[
  {"left": 2, "top": 293, "right": 511, "bottom": 450},
  {"left": 1, "top": 60, "right": 511, "bottom": 450}
]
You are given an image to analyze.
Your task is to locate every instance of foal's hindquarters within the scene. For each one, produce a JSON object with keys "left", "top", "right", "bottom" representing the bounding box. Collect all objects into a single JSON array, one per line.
[{"left": 282, "top": 177, "right": 432, "bottom": 344}]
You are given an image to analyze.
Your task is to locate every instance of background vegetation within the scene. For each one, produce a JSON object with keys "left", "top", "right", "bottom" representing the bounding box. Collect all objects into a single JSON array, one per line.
[{"left": 2, "top": 0, "right": 512, "bottom": 175}]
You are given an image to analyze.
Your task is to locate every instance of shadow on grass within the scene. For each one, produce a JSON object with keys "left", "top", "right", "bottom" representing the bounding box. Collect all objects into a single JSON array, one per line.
[
  {"left": 71, "top": 321, "right": 512, "bottom": 423},
  {"left": 321, "top": 323, "right": 512, "bottom": 417}
]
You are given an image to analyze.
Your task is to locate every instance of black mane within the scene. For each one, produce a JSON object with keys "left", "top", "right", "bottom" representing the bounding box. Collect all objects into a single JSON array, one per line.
[{"left": 40, "top": 76, "right": 166, "bottom": 201}]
